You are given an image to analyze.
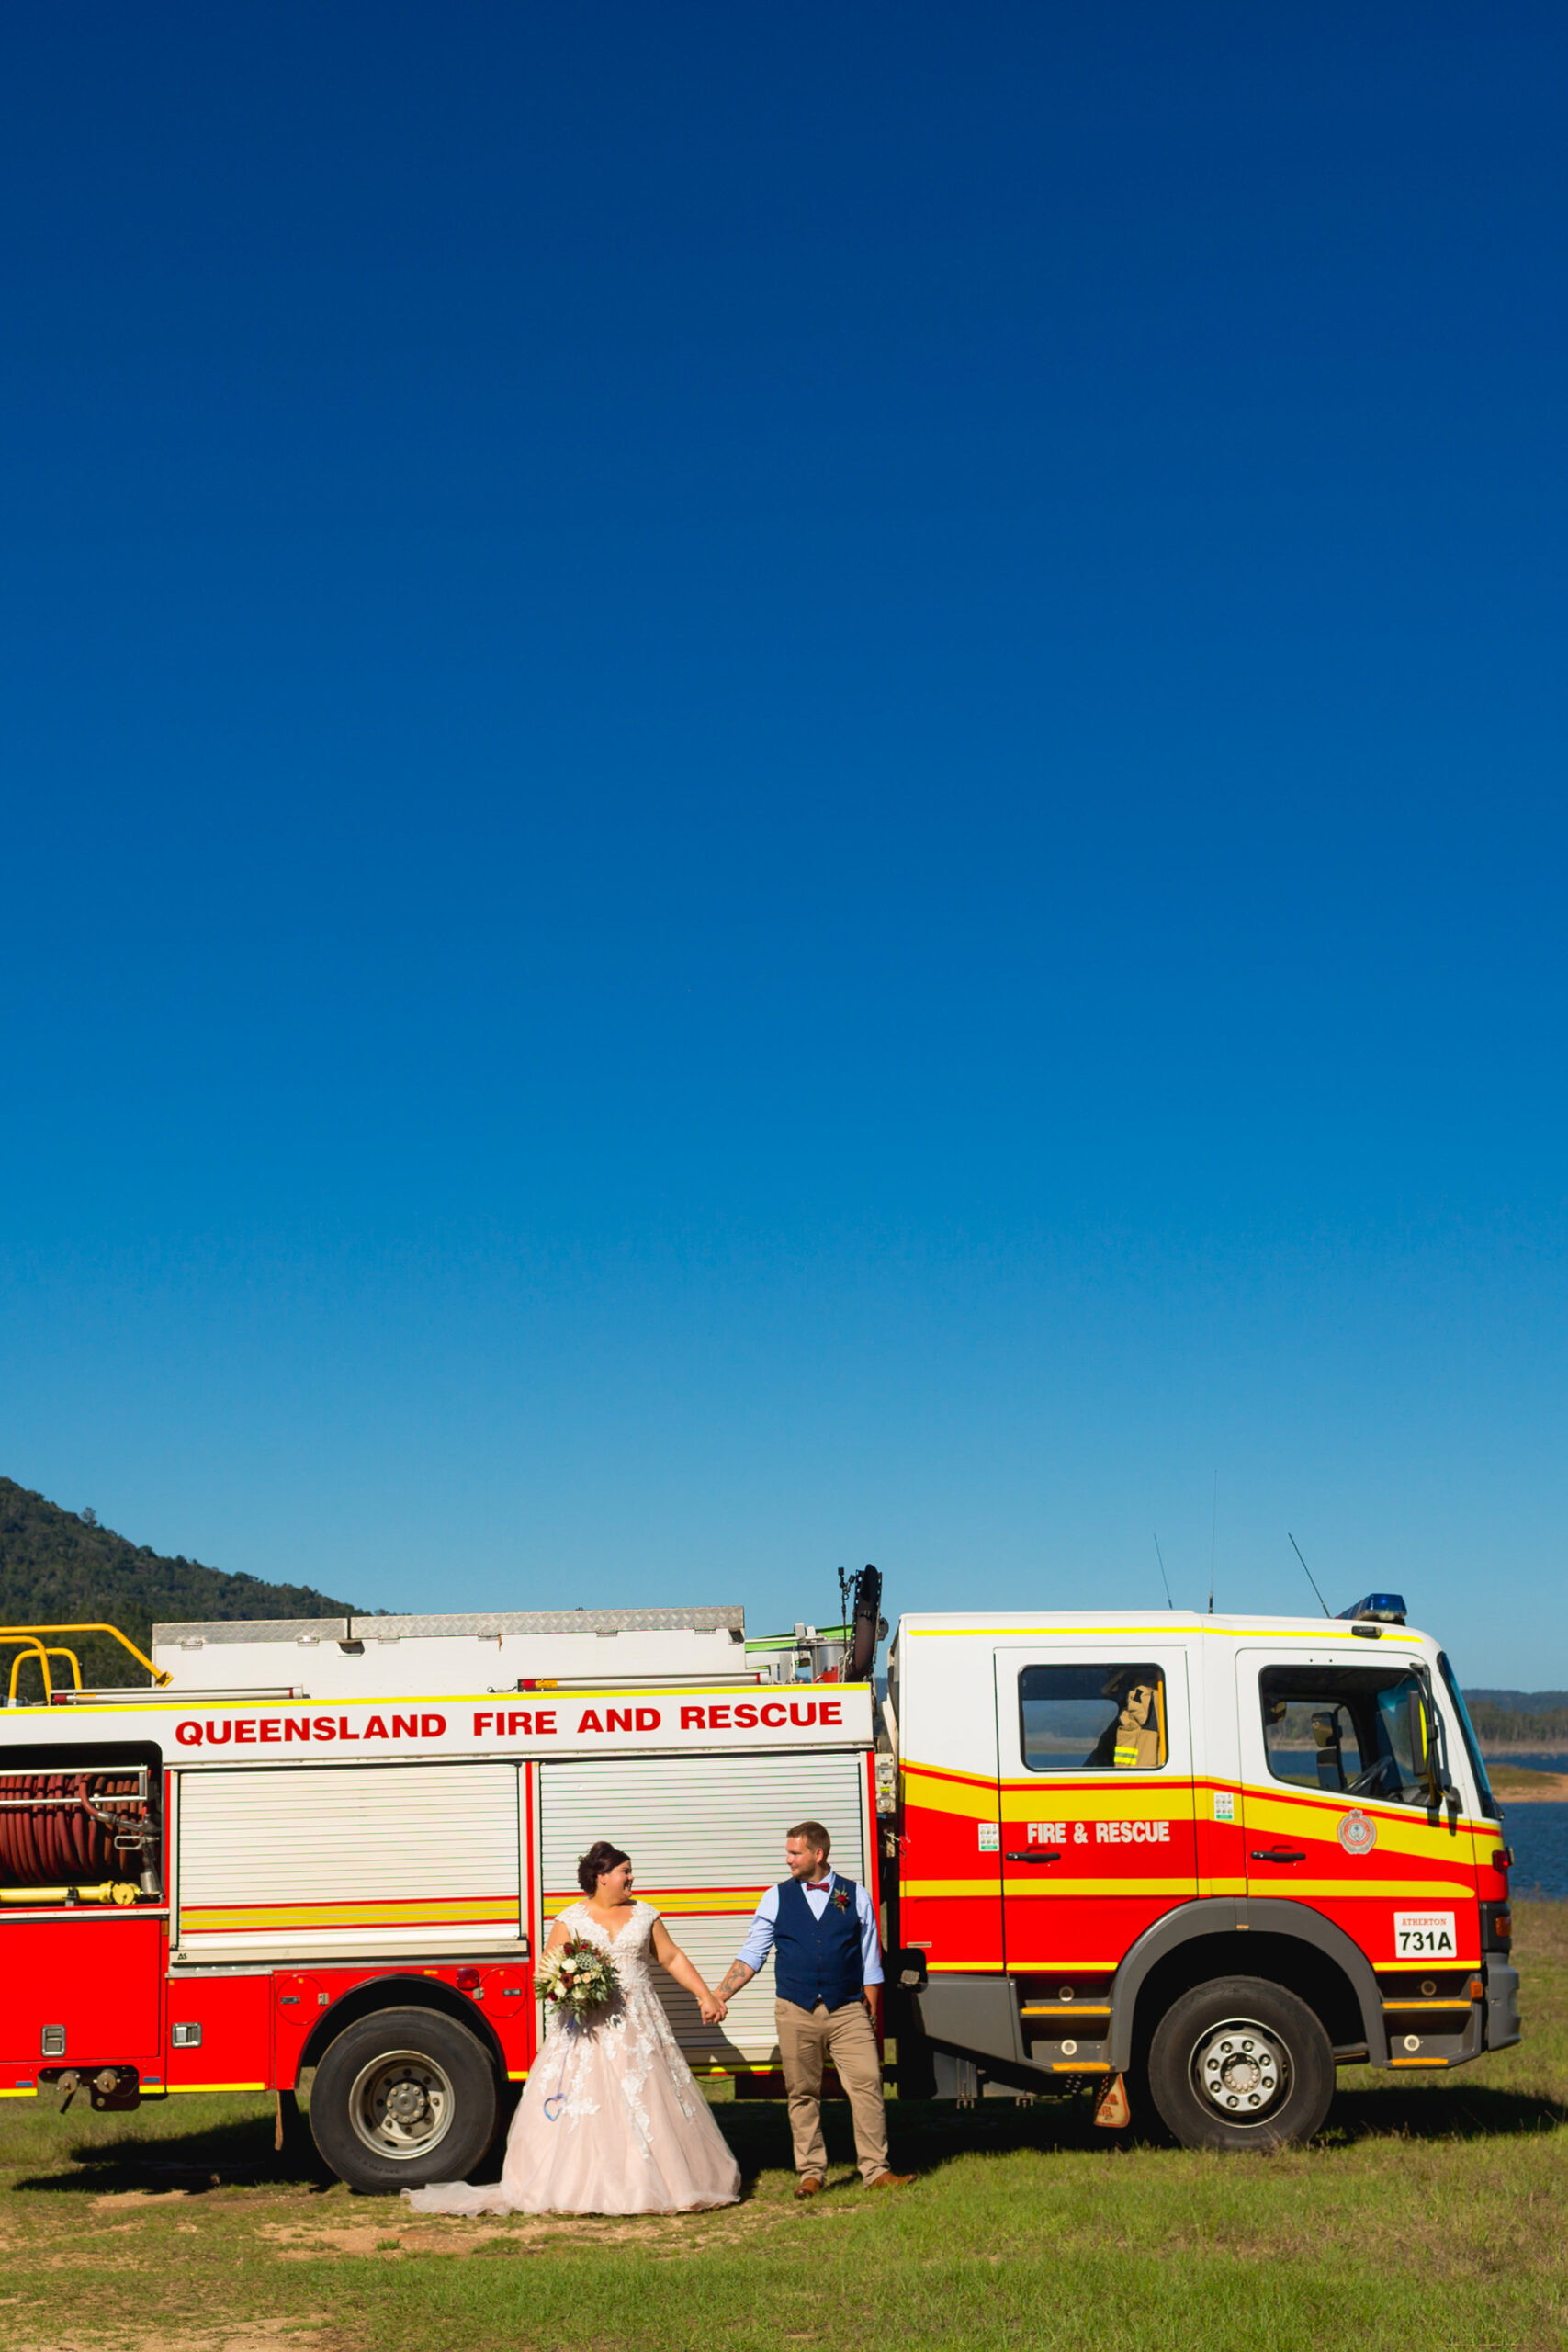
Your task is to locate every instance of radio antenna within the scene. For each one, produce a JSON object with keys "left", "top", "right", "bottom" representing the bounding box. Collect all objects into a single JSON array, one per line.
[
  {"left": 1208, "top": 1473, "right": 1217, "bottom": 1614},
  {"left": 1154, "top": 1534, "right": 1174, "bottom": 1610},
  {"left": 1289, "top": 1532, "right": 1331, "bottom": 1617}
]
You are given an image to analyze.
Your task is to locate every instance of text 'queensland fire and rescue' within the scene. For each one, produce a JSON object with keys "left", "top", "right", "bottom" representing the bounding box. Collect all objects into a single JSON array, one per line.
[{"left": 173, "top": 1699, "right": 845, "bottom": 1746}]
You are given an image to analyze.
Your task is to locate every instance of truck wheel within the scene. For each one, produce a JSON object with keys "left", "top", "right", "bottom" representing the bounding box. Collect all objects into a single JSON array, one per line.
[
  {"left": 309, "top": 2007, "right": 500, "bottom": 2193},
  {"left": 1147, "top": 1976, "right": 1334, "bottom": 2152}
]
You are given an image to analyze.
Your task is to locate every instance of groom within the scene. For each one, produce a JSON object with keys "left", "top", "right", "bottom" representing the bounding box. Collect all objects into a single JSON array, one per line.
[{"left": 716, "top": 1820, "right": 914, "bottom": 2198}]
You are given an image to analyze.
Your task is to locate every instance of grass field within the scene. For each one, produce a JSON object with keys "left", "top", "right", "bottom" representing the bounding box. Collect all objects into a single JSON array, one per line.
[{"left": 1, "top": 1904, "right": 1563, "bottom": 2352}]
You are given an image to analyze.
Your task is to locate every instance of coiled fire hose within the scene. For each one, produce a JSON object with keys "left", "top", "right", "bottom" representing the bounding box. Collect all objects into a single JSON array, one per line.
[{"left": 0, "top": 1773, "right": 152, "bottom": 1887}]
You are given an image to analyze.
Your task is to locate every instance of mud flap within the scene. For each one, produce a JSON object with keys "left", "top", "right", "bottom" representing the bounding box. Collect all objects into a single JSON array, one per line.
[{"left": 1092, "top": 2072, "right": 1131, "bottom": 2130}]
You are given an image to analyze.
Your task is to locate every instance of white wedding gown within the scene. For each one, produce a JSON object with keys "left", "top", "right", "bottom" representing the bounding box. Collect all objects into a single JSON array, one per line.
[{"left": 404, "top": 1901, "right": 742, "bottom": 2215}]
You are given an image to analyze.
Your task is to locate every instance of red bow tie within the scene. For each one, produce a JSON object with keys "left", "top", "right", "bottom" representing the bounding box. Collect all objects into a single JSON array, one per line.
[{"left": 807, "top": 1881, "right": 831, "bottom": 1890}]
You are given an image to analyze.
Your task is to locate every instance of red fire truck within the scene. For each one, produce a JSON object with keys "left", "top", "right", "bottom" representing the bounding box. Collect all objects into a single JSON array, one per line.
[{"left": 0, "top": 1578, "right": 1517, "bottom": 2182}]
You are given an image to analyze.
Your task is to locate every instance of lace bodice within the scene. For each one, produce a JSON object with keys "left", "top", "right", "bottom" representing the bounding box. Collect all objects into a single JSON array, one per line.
[{"left": 558, "top": 1899, "right": 657, "bottom": 1988}]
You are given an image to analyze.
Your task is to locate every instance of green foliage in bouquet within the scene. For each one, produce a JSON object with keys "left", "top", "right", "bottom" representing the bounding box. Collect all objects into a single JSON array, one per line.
[{"left": 536, "top": 1935, "right": 620, "bottom": 2018}]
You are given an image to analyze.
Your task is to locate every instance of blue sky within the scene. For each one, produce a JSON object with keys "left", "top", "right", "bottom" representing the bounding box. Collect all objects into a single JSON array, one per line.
[{"left": 2, "top": 4, "right": 1564, "bottom": 1683}]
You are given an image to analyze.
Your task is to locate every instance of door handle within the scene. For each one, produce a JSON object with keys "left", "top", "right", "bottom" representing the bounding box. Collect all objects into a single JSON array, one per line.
[
  {"left": 1005, "top": 1850, "right": 1062, "bottom": 1863},
  {"left": 1249, "top": 1848, "right": 1306, "bottom": 1863}
]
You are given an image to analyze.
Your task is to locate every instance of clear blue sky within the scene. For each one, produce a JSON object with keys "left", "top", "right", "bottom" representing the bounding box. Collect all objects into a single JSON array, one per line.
[{"left": 3, "top": 4, "right": 1564, "bottom": 1686}]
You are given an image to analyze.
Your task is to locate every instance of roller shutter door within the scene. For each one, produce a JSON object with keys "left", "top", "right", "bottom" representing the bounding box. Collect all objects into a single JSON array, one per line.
[
  {"left": 537, "top": 1750, "right": 869, "bottom": 2065},
  {"left": 176, "top": 1763, "right": 523, "bottom": 1961}
]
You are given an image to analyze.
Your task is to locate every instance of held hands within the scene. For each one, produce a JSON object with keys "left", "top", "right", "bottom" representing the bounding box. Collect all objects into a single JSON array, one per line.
[{"left": 698, "top": 1994, "right": 728, "bottom": 2025}]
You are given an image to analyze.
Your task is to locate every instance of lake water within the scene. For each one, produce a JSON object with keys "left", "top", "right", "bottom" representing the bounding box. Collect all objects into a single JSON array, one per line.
[
  {"left": 1483, "top": 1752, "right": 1568, "bottom": 1898},
  {"left": 1505, "top": 1805, "right": 1568, "bottom": 1898}
]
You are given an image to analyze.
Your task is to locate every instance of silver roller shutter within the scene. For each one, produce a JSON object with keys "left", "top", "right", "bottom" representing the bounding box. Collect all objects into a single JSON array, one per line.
[
  {"left": 537, "top": 1750, "right": 869, "bottom": 2065},
  {"left": 176, "top": 1763, "right": 524, "bottom": 1961}
]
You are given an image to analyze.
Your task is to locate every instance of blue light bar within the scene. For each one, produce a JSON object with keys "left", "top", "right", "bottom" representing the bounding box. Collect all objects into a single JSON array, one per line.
[{"left": 1337, "top": 1593, "right": 1407, "bottom": 1624}]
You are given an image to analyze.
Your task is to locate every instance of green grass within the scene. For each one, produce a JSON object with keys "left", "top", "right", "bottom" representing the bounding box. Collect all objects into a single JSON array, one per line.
[{"left": 2, "top": 1904, "right": 1564, "bottom": 2352}]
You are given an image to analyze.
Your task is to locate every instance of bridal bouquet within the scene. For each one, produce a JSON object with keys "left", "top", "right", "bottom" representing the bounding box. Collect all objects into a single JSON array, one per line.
[{"left": 536, "top": 1935, "right": 620, "bottom": 2018}]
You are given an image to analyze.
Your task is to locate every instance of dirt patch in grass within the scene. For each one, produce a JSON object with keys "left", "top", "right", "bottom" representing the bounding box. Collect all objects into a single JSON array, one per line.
[
  {"left": 6, "top": 2325, "right": 337, "bottom": 2352},
  {"left": 258, "top": 2197, "right": 800, "bottom": 2265}
]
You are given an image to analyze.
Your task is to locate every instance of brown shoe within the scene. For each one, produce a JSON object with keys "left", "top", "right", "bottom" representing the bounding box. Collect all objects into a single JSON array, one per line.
[
  {"left": 865, "top": 2170, "right": 916, "bottom": 2189},
  {"left": 795, "top": 2175, "right": 825, "bottom": 2199}
]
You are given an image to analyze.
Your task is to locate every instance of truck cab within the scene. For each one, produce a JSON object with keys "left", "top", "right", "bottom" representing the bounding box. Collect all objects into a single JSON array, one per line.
[{"left": 886, "top": 1605, "right": 1517, "bottom": 2149}]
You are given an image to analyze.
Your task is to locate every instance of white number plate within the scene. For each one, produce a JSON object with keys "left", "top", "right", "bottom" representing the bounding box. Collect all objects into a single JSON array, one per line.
[{"left": 1394, "top": 1910, "right": 1456, "bottom": 1957}]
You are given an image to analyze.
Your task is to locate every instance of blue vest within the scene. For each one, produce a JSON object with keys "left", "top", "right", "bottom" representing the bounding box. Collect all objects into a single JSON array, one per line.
[{"left": 773, "top": 1873, "right": 866, "bottom": 2010}]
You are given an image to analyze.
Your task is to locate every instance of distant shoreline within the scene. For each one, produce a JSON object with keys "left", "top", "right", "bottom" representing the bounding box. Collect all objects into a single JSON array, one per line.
[{"left": 1484, "top": 1765, "right": 1568, "bottom": 1803}]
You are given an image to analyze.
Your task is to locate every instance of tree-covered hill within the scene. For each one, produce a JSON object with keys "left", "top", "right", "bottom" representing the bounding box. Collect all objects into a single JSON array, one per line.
[
  {"left": 0, "top": 1477, "right": 366, "bottom": 1690},
  {"left": 1464, "top": 1690, "right": 1568, "bottom": 1747}
]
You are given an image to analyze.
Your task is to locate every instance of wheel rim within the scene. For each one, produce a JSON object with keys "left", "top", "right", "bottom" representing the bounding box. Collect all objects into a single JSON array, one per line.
[
  {"left": 1189, "top": 2017, "right": 1290, "bottom": 2126},
  {"left": 345, "top": 2049, "right": 457, "bottom": 2162}
]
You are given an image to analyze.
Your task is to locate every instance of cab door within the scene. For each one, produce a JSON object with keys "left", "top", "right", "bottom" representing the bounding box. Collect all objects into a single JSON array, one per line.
[
  {"left": 1236, "top": 1649, "right": 1482, "bottom": 1974},
  {"left": 993, "top": 1645, "right": 1199, "bottom": 1976}
]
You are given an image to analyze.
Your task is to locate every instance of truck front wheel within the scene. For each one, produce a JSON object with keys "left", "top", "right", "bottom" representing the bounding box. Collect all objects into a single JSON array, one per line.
[
  {"left": 1147, "top": 1976, "right": 1334, "bottom": 2152},
  {"left": 309, "top": 2007, "right": 500, "bottom": 2193}
]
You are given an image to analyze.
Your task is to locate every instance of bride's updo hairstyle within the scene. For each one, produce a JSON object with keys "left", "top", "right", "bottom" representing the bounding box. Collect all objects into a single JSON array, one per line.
[{"left": 577, "top": 1840, "right": 630, "bottom": 1895}]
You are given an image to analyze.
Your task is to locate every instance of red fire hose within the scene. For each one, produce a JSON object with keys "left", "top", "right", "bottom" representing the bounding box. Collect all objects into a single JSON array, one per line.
[{"left": 0, "top": 1773, "right": 149, "bottom": 1883}]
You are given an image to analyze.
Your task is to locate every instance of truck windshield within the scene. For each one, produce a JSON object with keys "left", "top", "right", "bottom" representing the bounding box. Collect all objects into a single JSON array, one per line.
[{"left": 1437, "top": 1652, "right": 1498, "bottom": 1820}]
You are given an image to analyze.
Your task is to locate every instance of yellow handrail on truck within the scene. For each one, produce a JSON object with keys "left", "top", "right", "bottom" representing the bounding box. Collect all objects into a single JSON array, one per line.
[
  {"left": 0, "top": 1624, "right": 171, "bottom": 1704},
  {"left": 5, "top": 1644, "right": 88, "bottom": 1704}
]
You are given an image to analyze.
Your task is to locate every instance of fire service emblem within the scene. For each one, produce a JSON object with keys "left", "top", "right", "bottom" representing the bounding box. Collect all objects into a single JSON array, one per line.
[{"left": 1337, "top": 1810, "right": 1378, "bottom": 1858}]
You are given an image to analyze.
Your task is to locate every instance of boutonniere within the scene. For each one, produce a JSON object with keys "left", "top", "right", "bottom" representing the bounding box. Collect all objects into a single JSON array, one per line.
[{"left": 830, "top": 1887, "right": 851, "bottom": 1911}]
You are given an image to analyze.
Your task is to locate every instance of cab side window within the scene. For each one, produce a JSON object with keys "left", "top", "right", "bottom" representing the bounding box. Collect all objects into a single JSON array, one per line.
[
  {"left": 1020, "top": 1665, "right": 1167, "bottom": 1772},
  {"left": 1259, "top": 1666, "right": 1432, "bottom": 1806}
]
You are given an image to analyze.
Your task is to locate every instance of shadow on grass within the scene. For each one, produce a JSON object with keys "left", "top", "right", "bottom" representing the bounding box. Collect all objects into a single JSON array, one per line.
[
  {"left": 13, "top": 2108, "right": 334, "bottom": 2197},
  {"left": 734, "top": 2086, "right": 1568, "bottom": 2177},
  {"left": 13, "top": 2079, "right": 1562, "bottom": 2203},
  {"left": 882, "top": 2086, "right": 1568, "bottom": 2167},
  {"left": 723, "top": 2093, "right": 1105, "bottom": 2181},
  {"left": 8, "top": 2092, "right": 1089, "bottom": 2202},
  {"left": 1326, "top": 2083, "right": 1566, "bottom": 2143}
]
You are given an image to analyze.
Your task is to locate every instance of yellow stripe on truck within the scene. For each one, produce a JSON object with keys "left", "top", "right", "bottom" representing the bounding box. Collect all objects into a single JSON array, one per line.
[
  {"left": 181, "top": 1897, "right": 517, "bottom": 1932},
  {"left": 906, "top": 1876, "right": 1198, "bottom": 1900},
  {"left": 164, "top": 2082, "right": 267, "bottom": 2094},
  {"left": 543, "top": 1889, "right": 764, "bottom": 1918}
]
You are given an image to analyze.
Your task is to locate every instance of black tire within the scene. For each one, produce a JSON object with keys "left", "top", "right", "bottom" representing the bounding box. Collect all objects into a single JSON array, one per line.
[
  {"left": 309, "top": 2007, "right": 500, "bottom": 2194},
  {"left": 1146, "top": 1976, "right": 1334, "bottom": 2153}
]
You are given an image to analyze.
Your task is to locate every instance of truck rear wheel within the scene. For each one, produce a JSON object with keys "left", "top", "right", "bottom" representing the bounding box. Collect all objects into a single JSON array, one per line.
[
  {"left": 309, "top": 2007, "right": 500, "bottom": 2193},
  {"left": 1147, "top": 1976, "right": 1334, "bottom": 2152}
]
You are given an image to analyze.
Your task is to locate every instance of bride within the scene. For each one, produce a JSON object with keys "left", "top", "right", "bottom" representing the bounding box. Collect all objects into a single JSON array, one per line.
[{"left": 405, "top": 1839, "right": 741, "bottom": 2215}]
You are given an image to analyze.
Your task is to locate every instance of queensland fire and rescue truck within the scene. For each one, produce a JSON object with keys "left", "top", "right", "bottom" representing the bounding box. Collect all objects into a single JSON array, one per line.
[{"left": 0, "top": 1571, "right": 1517, "bottom": 2184}]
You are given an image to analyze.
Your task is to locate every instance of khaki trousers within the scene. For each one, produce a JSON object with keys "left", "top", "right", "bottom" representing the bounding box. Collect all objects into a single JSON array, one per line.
[{"left": 774, "top": 1997, "right": 889, "bottom": 2183}]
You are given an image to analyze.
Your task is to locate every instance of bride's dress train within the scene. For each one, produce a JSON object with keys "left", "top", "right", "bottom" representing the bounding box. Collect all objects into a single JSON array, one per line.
[{"left": 404, "top": 1900, "right": 741, "bottom": 2215}]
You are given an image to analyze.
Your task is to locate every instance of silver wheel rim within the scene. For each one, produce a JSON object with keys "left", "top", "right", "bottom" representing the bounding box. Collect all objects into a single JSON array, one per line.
[
  {"left": 1190, "top": 2017, "right": 1290, "bottom": 2127},
  {"left": 345, "top": 2049, "right": 457, "bottom": 2162}
]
